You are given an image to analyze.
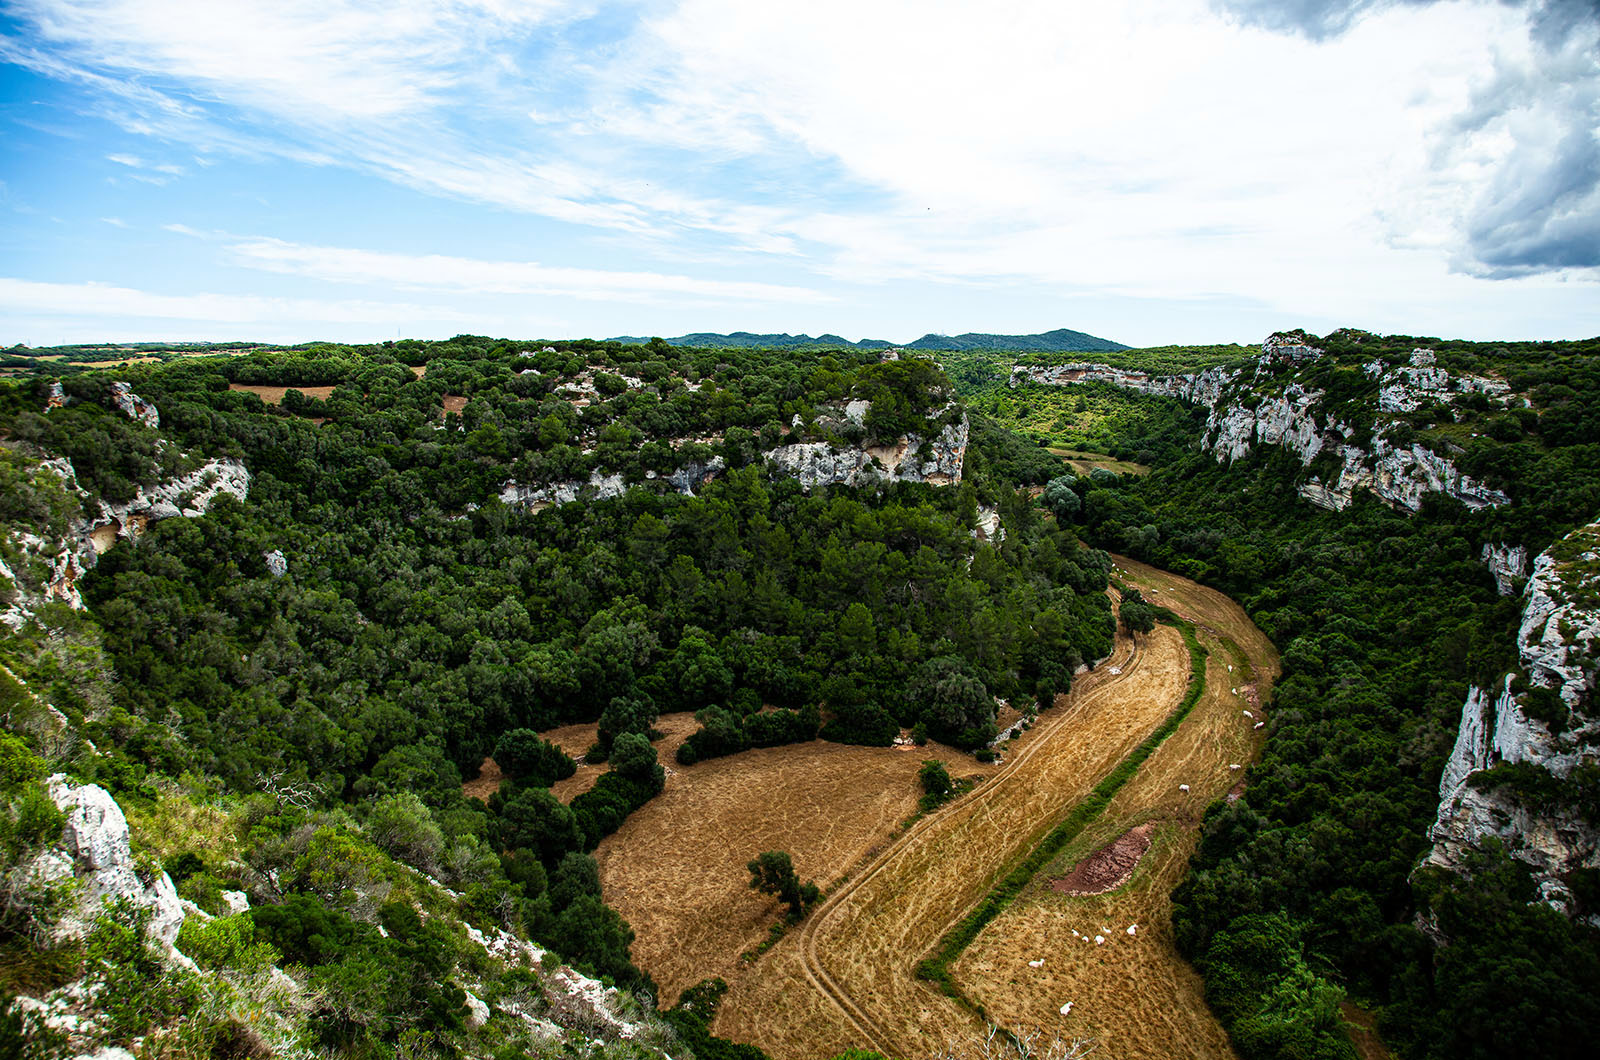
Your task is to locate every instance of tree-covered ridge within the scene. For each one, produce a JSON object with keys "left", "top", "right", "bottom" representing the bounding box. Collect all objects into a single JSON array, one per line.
[
  {"left": 969, "top": 328, "right": 1600, "bottom": 1060},
  {"left": 607, "top": 327, "right": 1129, "bottom": 353},
  {"left": 0, "top": 335, "right": 1127, "bottom": 1055}
]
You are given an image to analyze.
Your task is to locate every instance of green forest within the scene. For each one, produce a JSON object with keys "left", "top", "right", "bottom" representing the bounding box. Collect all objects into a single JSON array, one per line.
[
  {"left": 0, "top": 337, "right": 1113, "bottom": 1058},
  {"left": 2, "top": 326, "right": 1598, "bottom": 1060}
]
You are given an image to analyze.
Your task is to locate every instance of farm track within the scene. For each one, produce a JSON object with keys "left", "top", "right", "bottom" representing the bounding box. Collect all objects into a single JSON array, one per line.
[
  {"left": 718, "top": 621, "right": 1189, "bottom": 1058},
  {"left": 715, "top": 558, "right": 1275, "bottom": 1060},
  {"left": 792, "top": 631, "right": 1153, "bottom": 1055}
]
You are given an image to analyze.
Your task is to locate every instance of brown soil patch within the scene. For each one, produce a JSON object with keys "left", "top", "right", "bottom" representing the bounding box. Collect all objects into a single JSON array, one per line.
[
  {"left": 409, "top": 365, "right": 426, "bottom": 378},
  {"left": 463, "top": 757, "right": 504, "bottom": 803},
  {"left": 1051, "top": 822, "right": 1154, "bottom": 896},
  {"left": 227, "top": 383, "right": 336, "bottom": 406},
  {"left": 1341, "top": 1003, "right": 1395, "bottom": 1060},
  {"left": 543, "top": 713, "right": 703, "bottom": 804},
  {"left": 441, "top": 394, "right": 467, "bottom": 417}
]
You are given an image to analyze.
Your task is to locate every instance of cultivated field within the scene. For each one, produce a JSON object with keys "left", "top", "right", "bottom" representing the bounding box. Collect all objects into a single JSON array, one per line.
[
  {"left": 714, "top": 623, "right": 1186, "bottom": 1058},
  {"left": 951, "top": 554, "right": 1278, "bottom": 1060},
  {"left": 589, "top": 726, "right": 994, "bottom": 1003}
]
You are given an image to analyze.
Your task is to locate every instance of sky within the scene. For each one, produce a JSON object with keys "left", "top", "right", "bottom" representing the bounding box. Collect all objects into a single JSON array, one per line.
[{"left": 1, "top": 0, "right": 1596, "bottom": 348}]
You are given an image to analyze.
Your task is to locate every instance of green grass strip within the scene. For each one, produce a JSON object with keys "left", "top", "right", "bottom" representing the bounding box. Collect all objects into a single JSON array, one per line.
[{"left": 914, "top": 613, "right": 1208, "bottom": 1013}]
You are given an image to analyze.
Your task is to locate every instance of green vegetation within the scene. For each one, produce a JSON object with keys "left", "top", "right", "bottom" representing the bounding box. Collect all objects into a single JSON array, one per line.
[
  {"left": 747, "top": 851, "right": 821, "bottom": 921},
  {"left": 954, "top": 328, "right": 1600, "bottom": 1060},
  {"left": 0, "top": 333, "right": 1128, "bottom": 1056}
]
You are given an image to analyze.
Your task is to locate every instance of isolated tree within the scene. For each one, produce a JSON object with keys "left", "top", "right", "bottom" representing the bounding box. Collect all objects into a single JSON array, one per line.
[
  {"left": 493, "top": 729, "right": 576, "bottom": 787},
  {"left": 1118, "top": 589, "right": 1157, "bottom": 637},
  {"left": 747, "top": 851, "right": 820, "bottom": 920},
  {"left": 919, "top": 760, "right": 953, "bottom": 801},
  {"left": 1041, "top": 476, "right": 1082, "bottom": 519}
]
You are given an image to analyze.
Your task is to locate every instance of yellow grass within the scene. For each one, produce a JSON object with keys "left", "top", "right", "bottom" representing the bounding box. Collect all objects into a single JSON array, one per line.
[
  {"left": 591, "top": 723, "right": 994, "bottom": 1004},
  {"left": 950, "top": 553, "right": 1279, "bottom": 1060},
  {"left": 226, "top": 383, "right": 336, "bottom": 406}
]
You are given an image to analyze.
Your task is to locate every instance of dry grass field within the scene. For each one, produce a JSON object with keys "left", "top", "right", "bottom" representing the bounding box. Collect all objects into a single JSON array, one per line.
[
  {"left": 1047, "top": 450, "right": 1151, "bottom": 477},
  {"left": 226, "top": 383, "right": 337, "bottom": 405},
  {"left": 714, "top": 625, "right": 1184, "bottom": 1058},
  {"left": 590, "top": 724, "right": 993, "bottom": 1004},
  {"left": 951, "top": 555, "right": 1278, "bottom": 1060},
  {"left": 708, "top": 558, "right": 1276, "bottom": 1060}
]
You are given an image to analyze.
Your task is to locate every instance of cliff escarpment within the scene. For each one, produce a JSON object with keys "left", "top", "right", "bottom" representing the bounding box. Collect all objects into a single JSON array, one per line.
[
  {"left": 1010, "top": 334, "right": 1516, "bottom": 515},
  {"left": 1426, "top": 521, "right": 1600, "bottom": 918}
]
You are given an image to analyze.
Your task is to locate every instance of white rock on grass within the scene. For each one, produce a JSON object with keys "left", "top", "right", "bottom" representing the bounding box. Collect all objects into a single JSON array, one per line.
[{"left": 41, "top": 775, "right": 185, "bottom": 949}]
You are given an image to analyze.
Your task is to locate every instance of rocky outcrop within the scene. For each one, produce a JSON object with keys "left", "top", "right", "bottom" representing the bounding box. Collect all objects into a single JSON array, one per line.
[
  {"left": 2, "top": 454, "right": 251, "bottom": 627},
  {"left": 1011, "top": 333, "right": 1514, "bottom": 516},
  {"left": 1425, "top": 521, "right": 1600, "bottom": 915},
  {"left": 1301, "top": 439, "right": 1511, "bottom": 514},
  {"left": 27, "top": 776, "right": 186, "bottom": 949},
  {"left": 767, "top": 413, "right": 969, "bottom": 490},
  {"left": 108, "top": 382, "right": 159, "bottom": 429},
  {"left": 1482, "top": 542, "right": 1529, "bottom": 596},
  {"left": 500, "top": 411, "right": 969, "bottom": 510},
  {"left": 461, "top": 921, "right": 675, "bottom": 1053}
]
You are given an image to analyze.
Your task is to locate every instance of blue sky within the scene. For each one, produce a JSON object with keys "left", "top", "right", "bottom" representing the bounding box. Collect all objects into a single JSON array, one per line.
[{"left": 1, "top": 0, "right": 1596, "bottom": 348}]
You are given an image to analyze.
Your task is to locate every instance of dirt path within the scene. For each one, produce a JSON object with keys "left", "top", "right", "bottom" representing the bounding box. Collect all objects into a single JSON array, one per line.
[
  {"left": 947, "top": 555, "right": 1279, "bottom": 1060},
  {"left": 714, "top": 557, "right": 1276, "bottom": 1060},
  {"left": 715, "top": 624, "right": 1184, "bottom": 1057},
  {"left": 589, "top": 723, "right": 993, "bottom": 1002}
]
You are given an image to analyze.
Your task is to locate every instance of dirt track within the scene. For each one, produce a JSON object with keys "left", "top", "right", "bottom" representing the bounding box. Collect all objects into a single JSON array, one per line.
[
  {"left": 951, "top": 554, "right": 1277, "bottom": 1060},
  {"left": 715, "top": 620, "right": 1186, "bottom": 1057},
  {"left": 713, "top": 556, "right": 1276, "bottom": 1060}
]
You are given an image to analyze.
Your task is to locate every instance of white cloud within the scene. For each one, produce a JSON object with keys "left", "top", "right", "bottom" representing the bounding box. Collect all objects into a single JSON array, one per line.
[
  {"left": 222, "top": 237, "right": 833, "bottom": 304},
  {"left": 0, "top": 277, "right": 470, "bottom": 325}
]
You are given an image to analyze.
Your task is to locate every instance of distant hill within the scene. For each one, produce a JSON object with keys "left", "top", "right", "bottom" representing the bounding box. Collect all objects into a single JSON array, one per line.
[{"left": 609, "top": 327, "right": 1128, "bottom": 352}]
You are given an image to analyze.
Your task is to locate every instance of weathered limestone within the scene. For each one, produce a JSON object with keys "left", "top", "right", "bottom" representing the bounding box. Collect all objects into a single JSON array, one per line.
[{"left": 1425, "top": 522, "right": 1600, "bottom": 916}]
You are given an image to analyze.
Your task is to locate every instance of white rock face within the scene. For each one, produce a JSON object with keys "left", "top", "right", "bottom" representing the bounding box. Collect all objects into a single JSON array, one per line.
[
  {"left": 109, "top": 382, "right": 159, "bottom": 429},
  {"left": 264, "top": 549, "right": 288, "bottom": 577},
  {"left": 502, "top": 415, "right": 968, "bottom": 510},
  {"left": 35, "top": 775, "right": 186, "bottom": 949},
  {"left": 1426, "top": 522, "right": 1600, "bottom": 913},
  {"left": 1482, "top": 542, "right": 1529, "bottom": 596},
  {"left": 1, "top": 454, "right": 251, "bottom": 628},
  {"left": 1013, "top": 333, "right": 1516, "bottom": 517},
  {"left": 768, "top": 414, "right": 969, "bottom": 490}
]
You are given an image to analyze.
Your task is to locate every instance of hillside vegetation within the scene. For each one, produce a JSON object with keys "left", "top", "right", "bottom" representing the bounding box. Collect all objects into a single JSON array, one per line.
[
  {"left": 0, "top": 336, "right": 1117, "bottom": 1059},
  {"left": 977, "top": 328, "right": 1600, "bottom": 1060}
]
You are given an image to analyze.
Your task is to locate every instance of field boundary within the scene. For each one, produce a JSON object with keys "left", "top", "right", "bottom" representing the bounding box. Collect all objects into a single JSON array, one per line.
[{"left": 913, "top": 609, "right": 1207, "bottom": 1017}]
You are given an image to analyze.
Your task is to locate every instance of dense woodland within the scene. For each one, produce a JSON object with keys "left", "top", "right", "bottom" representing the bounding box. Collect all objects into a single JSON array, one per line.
[
  {"left": 0, "top": 338, "right": 1113, "bottom": 1057},
  {"left": 4, "top": 328, "right": 1598, "bottom": 1059}
]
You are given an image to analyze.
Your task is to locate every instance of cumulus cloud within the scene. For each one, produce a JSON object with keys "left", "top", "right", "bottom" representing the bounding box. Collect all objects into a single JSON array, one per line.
[{"left": 1216, "top": 0, "right": 1600, "bottom": 277}]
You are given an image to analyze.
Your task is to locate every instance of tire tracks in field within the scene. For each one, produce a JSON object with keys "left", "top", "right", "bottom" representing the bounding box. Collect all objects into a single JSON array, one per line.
[{"left": 794, "top": 627, "right": 1159, "bottom": 1056}]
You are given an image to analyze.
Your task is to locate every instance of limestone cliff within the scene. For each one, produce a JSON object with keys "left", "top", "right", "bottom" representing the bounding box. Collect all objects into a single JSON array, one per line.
[
  {"left": 1, "top": 432, "right": 249, "bottom": 628},
  {"left": 1010, "top": 335, "right": 1513, "bottom": 517},
  {"left": 500, "top": 404, "right": 969, "bottom": 511},
  {"left": 1425, "top": 521, "right": 1600, "bottom": 916}
]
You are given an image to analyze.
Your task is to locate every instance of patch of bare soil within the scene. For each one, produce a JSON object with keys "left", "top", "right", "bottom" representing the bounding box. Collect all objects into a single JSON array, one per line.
[
  {"left": 441, "top": 394, "right": 467, "bottom": 416},
  {"left": 1051, "top": 823, "right": 1154, "bottom": 896},
  {"left": 1340, "top": 1002, "right": 1395, "bottom": 1060},
  {"left": 463, "top": 757, "right": 503, "bottom": 803}
]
